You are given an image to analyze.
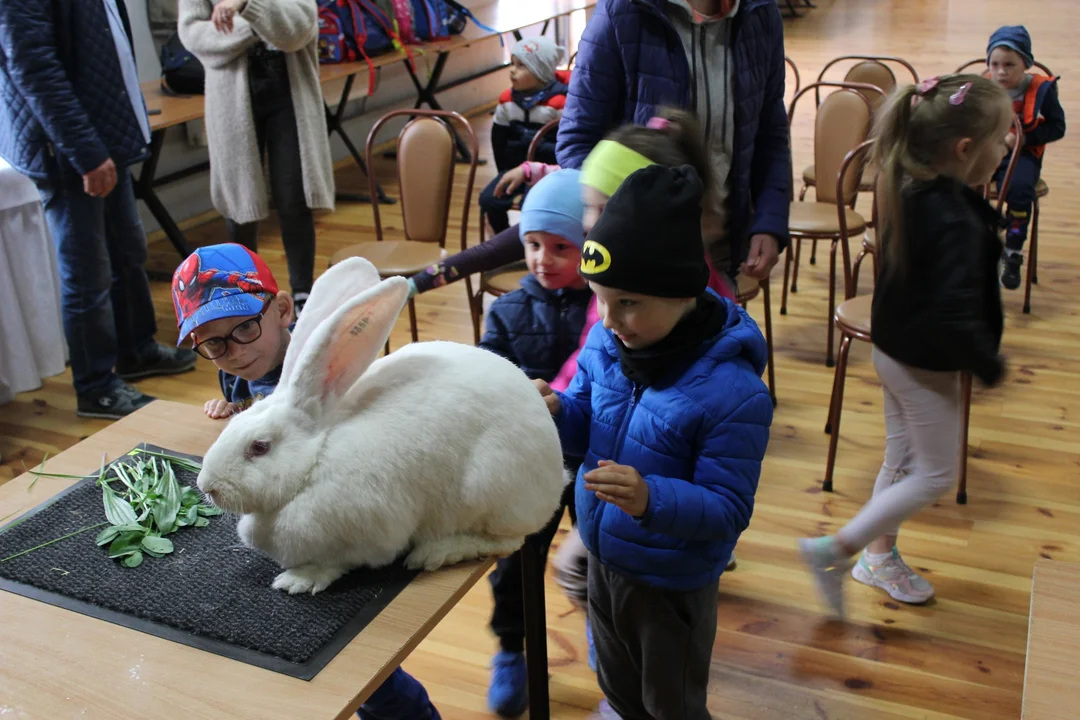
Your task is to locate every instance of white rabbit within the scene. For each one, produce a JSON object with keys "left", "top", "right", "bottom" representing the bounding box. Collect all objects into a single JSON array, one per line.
[{"left": 196, "top": 257, "right": 569, "bottom": 595}]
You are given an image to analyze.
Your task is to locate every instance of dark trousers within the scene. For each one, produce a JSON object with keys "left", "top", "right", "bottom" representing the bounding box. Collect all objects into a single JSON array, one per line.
[
  {"left": 357, "top": 667, "right": 439, "bottom": 720},
  {"left": 994, "top": 151, "right": 1042, "bottom": 252},
  {"left": 226, "top": 49, "right": 316, "bottom": 295},
  {"left": 479, "top": 173, "right": 526, "bottom": 235},
  {"left": 588, "top": 557, "right": 718, "bottom": 720},
  {"left": 37, "top": 170, "right": 158, "bottom": 395},
  {"left": 489, "top": 478, "right": 577, "bottom": 653}
]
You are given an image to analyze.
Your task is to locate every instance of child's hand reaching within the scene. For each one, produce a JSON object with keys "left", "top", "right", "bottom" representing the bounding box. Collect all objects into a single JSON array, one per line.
[
  {"left": 494, "top": 166, "right": 528, "bottom": 197},
  {"left": 585, "top": 460, "right": 649, "bottom": 518},
  {"left": 533, "top": 379, "right": 560, "bottom": 415},
  {"left": 205, "top": 399, "right": 239, "bottom": 419}
]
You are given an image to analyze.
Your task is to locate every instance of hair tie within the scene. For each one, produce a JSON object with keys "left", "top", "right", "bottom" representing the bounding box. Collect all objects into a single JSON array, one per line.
[
  {"left": 646, "top": 117, "right": 671, "bottom": 131},
  {"left": 949, "top": 82, "right": 973, "bottom": 106},
  {"left": 915, "top": 76, "right": 941, "bottom": 96}
]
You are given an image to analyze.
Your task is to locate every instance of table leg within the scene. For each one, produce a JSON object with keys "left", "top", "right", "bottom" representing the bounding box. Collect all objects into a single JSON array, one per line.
[
  {"left": 133, "top": 128, "right": 192, "bottom": 261},
  {"left": 325, "top": 74, "right": 396, "bottom": 205},
  {"left": 521, "top": 534, "right": 550, "bottom": 720}
]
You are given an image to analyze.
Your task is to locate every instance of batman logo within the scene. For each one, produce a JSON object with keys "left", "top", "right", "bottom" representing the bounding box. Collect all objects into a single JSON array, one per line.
[{"left": 580, "top": 240, "right": 612, "bottom": 274}]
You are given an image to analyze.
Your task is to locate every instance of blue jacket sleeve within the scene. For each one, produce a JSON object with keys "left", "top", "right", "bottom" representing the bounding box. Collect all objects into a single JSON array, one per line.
[
  {"left": 636, "top": 389, "right": 772, "bottom": 542},
  {"left": 478, "top": 300, "right": 519, "bottom": 367},
  {"left": 1026, "top": 82, "right": 1066, "bottom": 148},
  {"left": 555, "top": 1, "right": 624, "bottom": 169},
  {"left": 0, "top": 1, "right": 110, "bottom": 175},
  {"left": 747, "top": 5, "right": 792, "bottom": 249},
  {"left": 553, "top": 328, "right": 603, "bottom": 456}
]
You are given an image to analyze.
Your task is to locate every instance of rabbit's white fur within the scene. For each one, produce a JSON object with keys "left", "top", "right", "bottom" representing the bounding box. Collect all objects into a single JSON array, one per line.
[{"left": 196, "top": 258, "right": 569, "bottom": 595}]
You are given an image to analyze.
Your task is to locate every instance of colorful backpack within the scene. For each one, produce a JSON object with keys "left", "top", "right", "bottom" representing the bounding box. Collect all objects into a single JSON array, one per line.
[{"left": 318, "top": 0, "right": 409, "bottom": 92}]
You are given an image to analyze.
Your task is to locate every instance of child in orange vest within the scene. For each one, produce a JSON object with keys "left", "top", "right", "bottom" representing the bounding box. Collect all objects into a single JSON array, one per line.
[{"left": 987, "top": 25, "right": 1065, "bottom": 290}]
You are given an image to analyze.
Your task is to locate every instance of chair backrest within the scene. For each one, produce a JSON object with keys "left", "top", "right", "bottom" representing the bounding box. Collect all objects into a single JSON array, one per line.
[
  {"left": 365, "top": 109, "right": 478, "bottom": 251},
  {"left": 785, "top": 55, "right": 801, "bottom": 96},
  {"left": 527, "top": 118, "right": 560, "bottom": 162},
  {"left": 956, "top": 57, "right": 1055, "bottom": 77},
  {"left": 844, "top": 61, "right": 896, "bottom": 112},
  {"left": 816, "top": 55, "right": 918, "bottom": 108},
  {"left": 789, "top": 82, "right": 880, "bottom": 205},
  {"left": 837, "top": 139, "right": 875, "bottom": 300}
]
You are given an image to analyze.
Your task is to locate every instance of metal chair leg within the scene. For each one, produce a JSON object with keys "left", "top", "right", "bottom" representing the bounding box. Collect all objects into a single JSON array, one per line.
[
  {"left": 810, "top": 238, "right": 818, "bottom": 265},
  {"left": 521, "top": 535, "right": 551, "bottom": 720},
  {"left": 791, "top": 237, "right": 803, "bottom": 294},
  {"left": 824, "top": 333, "right": 853, "bottom": 493},
  {"left": 957, "top": 372, "right": 972, "bottom": 504},
  {"left": 408, "top": 298, "right": 419, "bottom": 343},
  {"left": 826, "top": 240, "right": 838, "bottom": 368},
  {"left": 781, "top": 242, "right": 793, "bottom": 315},
  {"left": 852, "top": 248, "right": 868, "bottom": 297},
  {"left": 762, "top": 280, "right": 777, "bottom": 407},
  {"left": 1024, "top": 199, "right": 1039, "bottom": 313}
]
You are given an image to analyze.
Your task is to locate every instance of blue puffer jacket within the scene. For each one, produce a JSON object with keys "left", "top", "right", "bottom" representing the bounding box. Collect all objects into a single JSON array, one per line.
[
  {"left": 0, "top": 0, "right": 149, "bottom": 181},
  {"left": 555, "top": 295, "right": 772, "bottom": 590},
  {"left": 479, "top": 274, "right": 593, "bottom": 382},
  {"left": 556, "top": 0, "right": 791, "bottom": 268}
]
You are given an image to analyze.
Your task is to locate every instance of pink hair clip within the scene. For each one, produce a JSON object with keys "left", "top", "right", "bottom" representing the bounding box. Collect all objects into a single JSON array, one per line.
[
  {"left": 949, "top": 82, "right": 973, "bottom": 106},
  {"left": 646, "top": 117, "right": 671, "bottom": 131},
  {"left": 915, "top": 76, "right": 940, "bottom": 96}
]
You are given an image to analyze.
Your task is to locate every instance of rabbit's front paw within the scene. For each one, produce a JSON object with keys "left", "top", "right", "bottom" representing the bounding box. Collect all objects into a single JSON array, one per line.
[{"left": 272, "top": 564, "right": 345, "bottom": 595}]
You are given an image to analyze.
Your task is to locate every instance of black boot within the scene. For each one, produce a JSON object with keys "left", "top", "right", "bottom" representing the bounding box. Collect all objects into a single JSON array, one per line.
[{"left": 1001, "top": 253, "right": 1023, "bottom": 290}]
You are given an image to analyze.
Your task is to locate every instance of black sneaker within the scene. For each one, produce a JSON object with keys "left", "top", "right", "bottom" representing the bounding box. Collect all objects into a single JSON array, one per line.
[
  {"left": 116, "top": 343, "right": 197, "bottom": 381},
  {"left": 1001, "top": 253, "right": 1023, "bottom": 290},
  {"left": 77, "top": 383, "right": 156, "bottom": 420}
]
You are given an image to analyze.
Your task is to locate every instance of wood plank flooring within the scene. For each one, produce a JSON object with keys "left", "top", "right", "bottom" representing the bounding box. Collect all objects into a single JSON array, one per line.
[{"left": 4, "top": 0, "right": 1079, "bottom": 716}]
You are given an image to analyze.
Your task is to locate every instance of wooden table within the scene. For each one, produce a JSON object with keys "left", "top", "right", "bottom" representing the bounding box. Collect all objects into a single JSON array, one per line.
[
  {"left": 0, "top": 400, "right": 496, "bottom": 720},
  {"left": 138, "top": 0, "right": 595, "bottom": 262},
  {"left": 1022, "top": 559, "right": 1080, "bottom": 719}
]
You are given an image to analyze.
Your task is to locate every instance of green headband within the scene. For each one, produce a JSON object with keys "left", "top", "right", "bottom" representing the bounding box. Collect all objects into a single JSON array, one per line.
[{"left": 580, "top": 140, "right": 656, "bottom": 197}]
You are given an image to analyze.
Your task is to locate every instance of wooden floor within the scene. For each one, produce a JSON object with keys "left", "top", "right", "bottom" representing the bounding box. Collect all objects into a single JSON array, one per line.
[{"left": 4, "top": 0, "right": 1080, "bottom": 716}]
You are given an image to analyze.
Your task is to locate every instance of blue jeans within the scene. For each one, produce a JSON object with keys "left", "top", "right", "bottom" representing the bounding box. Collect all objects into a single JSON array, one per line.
[
  {"left": 479, "top": 173, "right": 525, "bottom": 234},
  {"left": 356, "top": 667, "right": 440, "bottom": 720},
  {"left": 993, "top": 151, "right": 1042, "bottom": 251},
  {"left": 36, "top": 170, "right": 157, "bottom": 394}
]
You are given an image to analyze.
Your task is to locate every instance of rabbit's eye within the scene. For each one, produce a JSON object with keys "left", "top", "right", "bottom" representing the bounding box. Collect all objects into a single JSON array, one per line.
[{"left": 246, "top": 440, "right": 271, "bottom": 459}]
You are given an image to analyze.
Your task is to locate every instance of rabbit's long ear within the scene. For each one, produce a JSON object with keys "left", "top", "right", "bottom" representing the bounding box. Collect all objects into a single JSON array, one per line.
[
  {"left": 280, "top": 257, "right": 382, "bottom": 386},
  {"left": 286, "top": 276, "right": 410, "bottom": 412}
]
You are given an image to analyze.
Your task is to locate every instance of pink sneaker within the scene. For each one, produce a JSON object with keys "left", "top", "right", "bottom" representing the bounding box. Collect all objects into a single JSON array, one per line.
[{"left": 851, "top": 548, "right": 935, "bottom": 604}]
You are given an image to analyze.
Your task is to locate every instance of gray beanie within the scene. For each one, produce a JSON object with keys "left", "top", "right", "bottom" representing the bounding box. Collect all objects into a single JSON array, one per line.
[{"left": 511, "top": 36, "right": 565, "bottom": 86}]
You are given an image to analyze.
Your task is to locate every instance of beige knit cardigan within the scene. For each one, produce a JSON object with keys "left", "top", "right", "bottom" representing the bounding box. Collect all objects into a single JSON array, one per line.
[{"left": 178, "top": 0, "right": 334, "bottom": 224}]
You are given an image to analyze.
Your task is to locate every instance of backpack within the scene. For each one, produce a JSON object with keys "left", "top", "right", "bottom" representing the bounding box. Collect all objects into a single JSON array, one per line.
[
  {"left": 159, "top": 32, "right": 205, "bottom": 95},
  {"left": 391, "top": 0, "right": 449, "bottom": 42},
  {"left": 317, "top": 0, "right": 409, "bottom": 92}
]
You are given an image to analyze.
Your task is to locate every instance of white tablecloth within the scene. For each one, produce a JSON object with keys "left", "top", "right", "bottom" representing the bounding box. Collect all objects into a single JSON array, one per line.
[{"left": 0, "top": 158, "right": 67, "bottom": 405}]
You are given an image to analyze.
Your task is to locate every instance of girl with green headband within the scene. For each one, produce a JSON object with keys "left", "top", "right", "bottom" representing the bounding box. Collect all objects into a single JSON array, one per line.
[{"left": 407, "top": 110, "right": 737, "bottom": 302}]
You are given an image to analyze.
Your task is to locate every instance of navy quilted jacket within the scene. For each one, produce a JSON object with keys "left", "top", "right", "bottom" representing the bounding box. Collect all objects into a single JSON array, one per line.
[
  {"left": 556, "top": 0, "right": 791, "bottom": 266},
  {"left": 0, "top": 0, "right": 150, "bottom": 181},
  {"left": 479, "top": 274, "right": 593, "bottom": 382},
  {"left": 555, "top": 294, "right": 772, "bottom": 590}
]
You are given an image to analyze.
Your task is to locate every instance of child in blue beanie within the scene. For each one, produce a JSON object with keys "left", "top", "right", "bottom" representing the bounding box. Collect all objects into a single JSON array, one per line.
[
  {"left": 479, "top": 169, "right": 592, "bottom": 718},
  {"left": 986, "top": 25, "right": 1066, "bottom": 289}
]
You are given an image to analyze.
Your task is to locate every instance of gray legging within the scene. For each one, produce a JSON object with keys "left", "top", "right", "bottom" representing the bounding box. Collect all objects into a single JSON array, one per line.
[{"left": 837, "top": 347, "right": 962, "bottom": 552}]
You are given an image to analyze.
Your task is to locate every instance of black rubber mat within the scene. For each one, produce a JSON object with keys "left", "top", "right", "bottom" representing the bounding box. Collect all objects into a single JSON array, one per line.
[{"left": 0, "top": 444, "right": 417, "bottom": 679}]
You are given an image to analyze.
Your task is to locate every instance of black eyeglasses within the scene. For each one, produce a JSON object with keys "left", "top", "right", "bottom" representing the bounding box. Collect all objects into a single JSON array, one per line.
[{"left": 192, "top": 303, "right": 271, "bottom": 360}]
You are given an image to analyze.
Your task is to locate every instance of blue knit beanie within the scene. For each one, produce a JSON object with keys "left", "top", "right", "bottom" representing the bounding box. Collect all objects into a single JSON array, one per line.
[
  {"left": 988, "top": 25, "right": 1034, "bottom": 69},
  {"left": 519, "top": 169, "right": 586, "bottom": 248}
]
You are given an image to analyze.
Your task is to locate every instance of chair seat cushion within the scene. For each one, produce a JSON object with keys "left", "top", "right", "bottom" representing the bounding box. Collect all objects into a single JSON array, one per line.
[
  {"left": 482, "top": 263, "right": 529, "bottom": 295},
  {"left": 835, "top": 295, "right": 872, "bottom": 334},
  {"left": 802, "top": 164, "right": 875, "bottom": 192},
  {"left": 329, "top": 241, "right": 447, "bottom": 276},
  {"left": 789, "top": 202, "right": 867, "bottom": 236}
]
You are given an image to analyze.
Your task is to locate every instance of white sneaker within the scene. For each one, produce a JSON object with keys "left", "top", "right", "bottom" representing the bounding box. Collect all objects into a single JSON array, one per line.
[
  {"left": 798, "top": 537, "right": 850, "bottom": 617},
  {"left": 851, "top": 548, "right": 935, "bottom": 604}
]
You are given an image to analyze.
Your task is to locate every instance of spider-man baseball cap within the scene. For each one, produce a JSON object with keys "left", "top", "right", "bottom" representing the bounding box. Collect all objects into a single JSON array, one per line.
[{"left": 172, "top": 243, "right": 280, "bottom": 345}]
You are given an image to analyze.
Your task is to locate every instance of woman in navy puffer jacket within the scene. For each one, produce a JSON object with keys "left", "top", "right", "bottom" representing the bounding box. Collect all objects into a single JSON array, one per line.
[{"left": 557, "top": 0, "right": 791, "bottom": 283}]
